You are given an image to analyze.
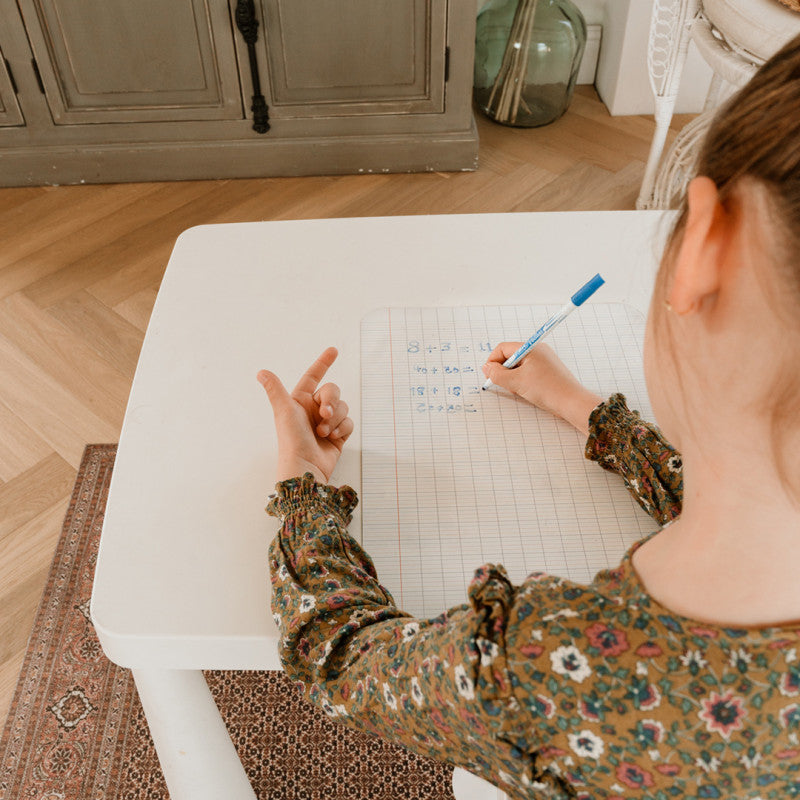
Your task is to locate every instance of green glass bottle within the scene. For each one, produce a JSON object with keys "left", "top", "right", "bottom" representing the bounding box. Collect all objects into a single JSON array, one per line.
[{"left": 474, "top": 0, "right": 587, "bottom": 127}]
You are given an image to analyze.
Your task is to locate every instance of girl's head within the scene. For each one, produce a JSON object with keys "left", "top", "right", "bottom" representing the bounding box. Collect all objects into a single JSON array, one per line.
[{"left": 645, "top": 33, "right": 800, "bottom": 499}]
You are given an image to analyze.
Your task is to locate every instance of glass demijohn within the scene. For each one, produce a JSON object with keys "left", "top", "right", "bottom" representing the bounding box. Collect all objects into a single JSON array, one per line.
[{"left": 474, "top": 0, "right": 587, "bottom": 127}]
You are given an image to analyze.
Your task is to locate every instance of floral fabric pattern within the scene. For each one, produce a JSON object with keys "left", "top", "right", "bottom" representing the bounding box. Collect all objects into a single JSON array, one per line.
[{"left": 267, "top": 394, "right": 800, "bottom": 799}]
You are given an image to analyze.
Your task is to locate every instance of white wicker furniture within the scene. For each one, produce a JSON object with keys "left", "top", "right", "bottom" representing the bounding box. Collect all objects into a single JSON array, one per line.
[{"left": 637, "top": 0, "right": 800, "bottom": 209}]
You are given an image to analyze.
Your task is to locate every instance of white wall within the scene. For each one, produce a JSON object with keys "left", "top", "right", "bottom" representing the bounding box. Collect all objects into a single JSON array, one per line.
[
  {"left": 477, "top": 0, "right": 603, "bottom": 19},
  {"left": 476, "top": 0, "right": 713, "bottom": 115},
  {"left": 595, "top": 0, "right": 712, "bottom": 115}
]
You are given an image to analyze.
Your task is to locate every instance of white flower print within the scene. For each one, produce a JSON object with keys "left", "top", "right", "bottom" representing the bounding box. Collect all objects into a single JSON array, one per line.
[
  {"left": 299, "top": 594, "right": 316, "bottom": 613},
  {"left": 542, "top": 608, "right": 579, "bottom": 622},
  {"left": 476, "top": 637, "right": 499, "bottom": 666},
  {"left": 313, "top": 639, "right": 333, "bottom": 666},
  {"left": 402, "top": 621, "right": 420, "bottom": 641},
  {"left": 382, "top": 682, "right": 397, "bottom": 710},
  {"left": 636, "top": 661, "right": 649, "bottom": 676},
  {"left": 787, "top": 648, "right": 797, "bottom": 664},
  {"left": 568, "top": 730, "right": 605, "bottom": 760},
  {"left": 320, "top": 696, "right": 342, "bottom": 717},
  {"left": 695, "top": 754, "right": 721, "bottom": 774},
  {"left": 667, "top": 454, "right": 682, "bottom": 473},
  {"left": 410, "top": 677, "right": 425, "bottom": 707},
  {"left": 454, "top": 664, "right": 475, "bottom": 700},
  {"left": 648, "top": 749, "right": 661, "bottom": 761},
  {"left": 550, "top": 645, "right": 592, "bottom": 683},
  {"left": 349, "top": 608, "right": 372, "bottom": 624},
  {"left": 740, "top": 752, "right": 761, "bottom": 769},
  {"left": 277, "top": 563, "right": 289, "bottom": 582},
  {"left": 728, "top": 647, "right": 751, "bottom": 670},
  {"left": 680, "top": 650, "right": 708, "bottom": 669},
  {"left": 272, "top": 612, "right": 282, "bottom": 630},
  {"left": 531, "top": 629, "right": 543, "bottom": 641}
]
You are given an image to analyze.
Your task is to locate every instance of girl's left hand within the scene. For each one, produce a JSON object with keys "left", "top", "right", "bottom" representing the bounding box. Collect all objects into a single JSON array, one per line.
[{"left": 257, "top": 347, "right": 354, "bottom": 483}]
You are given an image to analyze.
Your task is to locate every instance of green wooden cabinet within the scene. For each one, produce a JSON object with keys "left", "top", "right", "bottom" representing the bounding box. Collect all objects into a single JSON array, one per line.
[{"left": 0, "top": 0, "right": 477, "bottom": 186}]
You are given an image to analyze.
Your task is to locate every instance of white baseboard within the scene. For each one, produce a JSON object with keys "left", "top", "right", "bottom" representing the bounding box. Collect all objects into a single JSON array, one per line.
[{"left": 578, "top": 24, "right": 602, "bottom": 84}]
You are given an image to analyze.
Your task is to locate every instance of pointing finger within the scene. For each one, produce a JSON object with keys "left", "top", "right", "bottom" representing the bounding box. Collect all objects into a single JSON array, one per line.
[{"left": 294, "top": 347, "right": 338, "bottom": 396}]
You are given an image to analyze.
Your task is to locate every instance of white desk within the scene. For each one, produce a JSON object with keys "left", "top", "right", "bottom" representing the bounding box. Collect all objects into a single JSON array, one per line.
[{"left": 91, "top": 211, "right": 669, "bottom": 799}]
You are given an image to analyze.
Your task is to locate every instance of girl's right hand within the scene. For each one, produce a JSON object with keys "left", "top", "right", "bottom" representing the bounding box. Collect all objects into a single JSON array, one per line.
[{"left": 482, "top": 342, "right": 603, "bottom": 435}]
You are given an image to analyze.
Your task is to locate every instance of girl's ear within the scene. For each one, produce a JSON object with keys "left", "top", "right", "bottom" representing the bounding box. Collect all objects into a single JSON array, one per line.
[{"left": 668, "top": 176, "right": 728, "bottom": 315}]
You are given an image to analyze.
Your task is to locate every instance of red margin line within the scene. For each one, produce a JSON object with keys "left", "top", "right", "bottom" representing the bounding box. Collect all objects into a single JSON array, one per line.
[{"left": 387, "top": 308, "right": 403, "bottom": 605}]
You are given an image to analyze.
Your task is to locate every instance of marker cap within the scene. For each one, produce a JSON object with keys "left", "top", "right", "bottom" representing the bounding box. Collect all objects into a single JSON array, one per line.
[{"left": 570, "top": 273, "right": 605, "bottom": 307}]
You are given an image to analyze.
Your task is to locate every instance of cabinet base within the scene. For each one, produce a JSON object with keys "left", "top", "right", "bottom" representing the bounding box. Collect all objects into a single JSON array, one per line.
[{"left": 0, "top": 122, "right": 479, "bottom": 187}]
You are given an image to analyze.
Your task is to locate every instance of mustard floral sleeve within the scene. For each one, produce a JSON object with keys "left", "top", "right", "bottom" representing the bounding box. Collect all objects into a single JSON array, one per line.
[
  {"left": 585, "top": 393, "right": 683, "bottom": 525},
  {"left": 267, "top": 395, "right": 800, "bottom": 800}
]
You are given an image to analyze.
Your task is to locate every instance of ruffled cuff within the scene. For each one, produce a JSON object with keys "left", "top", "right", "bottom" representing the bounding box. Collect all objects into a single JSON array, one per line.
[
  {"left": 265, "top": 472, "right": 359, "bottom": 526},
  {"left": 584, "top": 392, "right": 642, "bottom": 468}
]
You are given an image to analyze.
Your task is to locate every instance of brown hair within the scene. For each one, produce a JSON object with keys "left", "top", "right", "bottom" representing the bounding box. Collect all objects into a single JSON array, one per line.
[{"left": 657, "top": 32, "right": 800, "bottom": 498}]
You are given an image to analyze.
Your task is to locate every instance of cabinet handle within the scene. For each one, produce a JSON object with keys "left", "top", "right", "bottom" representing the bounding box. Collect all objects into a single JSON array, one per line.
[{"left": 235, "top": 0, "right": 270, "bottom": 134}]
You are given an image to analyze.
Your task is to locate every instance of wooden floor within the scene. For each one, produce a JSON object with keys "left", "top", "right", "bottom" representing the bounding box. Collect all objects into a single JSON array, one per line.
[{"left": 0, "top": 87, "right": 692, "bottom": 725}]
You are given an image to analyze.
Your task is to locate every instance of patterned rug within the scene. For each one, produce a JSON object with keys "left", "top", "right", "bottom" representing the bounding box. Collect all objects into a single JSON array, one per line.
[{"left": 0, "top": 445, "right": 455, "bottom": 799}]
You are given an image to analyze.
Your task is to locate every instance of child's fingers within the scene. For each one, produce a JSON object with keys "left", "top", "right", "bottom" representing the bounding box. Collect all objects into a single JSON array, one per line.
[
  {"left": 486, "top": 341, "right": 522, "bottom": 365},
  {"left": 329, "top": 416, "right": 354, "bottom": 443},
  {"left": 317, "top": 400, "right": 349, "bottom": 437},
  {"left": 313, "top": 382, "right": 341, "bottom": 420},
  {"left": 482, "top": 360, "right": 522, "bottom": 394},
  {"left": 294, "top": 347, "right": 338, "bottom": 396}
]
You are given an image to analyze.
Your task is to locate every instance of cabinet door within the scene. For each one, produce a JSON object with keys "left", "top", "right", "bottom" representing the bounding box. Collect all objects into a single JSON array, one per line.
[
  {"left": 258, "top": 0, "right": 447, "bottom": 118},
  {"left": 0, "top": 52, "right": 24, "bottom": 126},
  {"left": 16, "top": 0, "right": 243, "bottom": 124}
]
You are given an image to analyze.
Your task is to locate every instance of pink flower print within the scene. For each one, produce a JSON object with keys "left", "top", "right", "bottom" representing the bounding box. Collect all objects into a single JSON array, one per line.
[
  {"left": 627, "top": 677, "right": 661, "bottom": 711},
  {"left": 578, "top": 697, "right": 601, "bottom": 723},
  {"left": 459, "top": 707, "right": 488, "bottom": 735},
  {"left": 538, "top": 746, "right": 567, "bottom": 759},
  {"left": 616, "top": 762, "right": 655, "bottom": 789},
  {"left": 586, "top": 623, "right": 630, "bottom": 657},
  {"left": 520, "top": 643, "right": 544, "bottom": 658},
  {"left": 532, "top": 694, "right": 555, "bottom": 719},
  {"left": 655, "top": 764, "right": 681, "bottom": 776},
  {"left": 698, "top": 691, "right": 747, "bottom": 740},
  {"left": 429, "top": 708, "right": 452, "bottom": 733},
  {"left": 780, "top": 665, "right": 800, "bottom": 697},
  {"left": 635, "top": 641, "right": 663, "bottom": 657},
  {"left": 689, "top": 626, "right": 719, "bottom": 639},
  {"left": 780, "top": 703, "right": 800, "bottom": 730},
  {"left": 631, "top": 719, "right": 665, "bottom": 747}
]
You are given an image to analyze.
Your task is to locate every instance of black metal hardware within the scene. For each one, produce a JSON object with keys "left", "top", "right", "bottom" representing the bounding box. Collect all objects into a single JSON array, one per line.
[
  {"left": 5, "top": 59, "right": 18, "bottom": 94},
  {"left": 235, "top": 0, "right": 270, "bottom": 134},
  {"left": 31, "top": 59, "right": 45, "bottom": 94},
  {"left": 445, "top": 47, "right": 450, "bottom": 83}
]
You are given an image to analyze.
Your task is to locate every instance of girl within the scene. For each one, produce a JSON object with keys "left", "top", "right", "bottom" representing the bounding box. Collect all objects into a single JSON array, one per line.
[{"left": 257, "top": 35, "right": 800, "bottom": 799}]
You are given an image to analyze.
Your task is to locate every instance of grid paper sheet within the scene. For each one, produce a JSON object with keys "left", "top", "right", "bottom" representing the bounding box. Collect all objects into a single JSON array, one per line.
[{"left": 360, "top": 303, "right": 657, "bottom": 619}]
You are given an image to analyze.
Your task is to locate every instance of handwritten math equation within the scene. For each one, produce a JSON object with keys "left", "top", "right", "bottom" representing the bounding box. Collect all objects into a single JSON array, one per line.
[{"left": 405, "top": 337, "right": 493, "bottom": 415}]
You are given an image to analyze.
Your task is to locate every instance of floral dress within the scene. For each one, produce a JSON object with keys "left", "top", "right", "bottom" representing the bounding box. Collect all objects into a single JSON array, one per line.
[{"left": 266, "top": 394, "right": 800, "bottom": 799}]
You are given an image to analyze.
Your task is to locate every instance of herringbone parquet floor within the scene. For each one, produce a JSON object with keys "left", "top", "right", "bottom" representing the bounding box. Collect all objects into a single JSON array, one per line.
[{"left": 0, "top": 88, "right": 693, "bottom": 724}]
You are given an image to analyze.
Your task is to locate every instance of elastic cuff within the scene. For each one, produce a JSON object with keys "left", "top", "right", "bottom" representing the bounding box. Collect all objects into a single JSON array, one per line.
[
  {"left": 585, "top": 392, "right": 639, "bottom": 464},
  {"left": 265, "top": 472, "right": 358, "bottom": 525}
]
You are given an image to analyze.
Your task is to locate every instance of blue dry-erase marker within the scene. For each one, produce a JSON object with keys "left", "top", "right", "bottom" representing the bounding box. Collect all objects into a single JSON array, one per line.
[{"left": 482, "top": 273, "right": 605, "bottom": 391}]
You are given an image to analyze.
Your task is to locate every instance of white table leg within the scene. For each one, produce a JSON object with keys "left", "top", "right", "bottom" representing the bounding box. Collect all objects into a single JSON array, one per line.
[
  {"left": 453, "top": 767, "right": 508, "bottom": 799},
  {"left": 132, "top": 668, "right": 257, "bottom": 800}
]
